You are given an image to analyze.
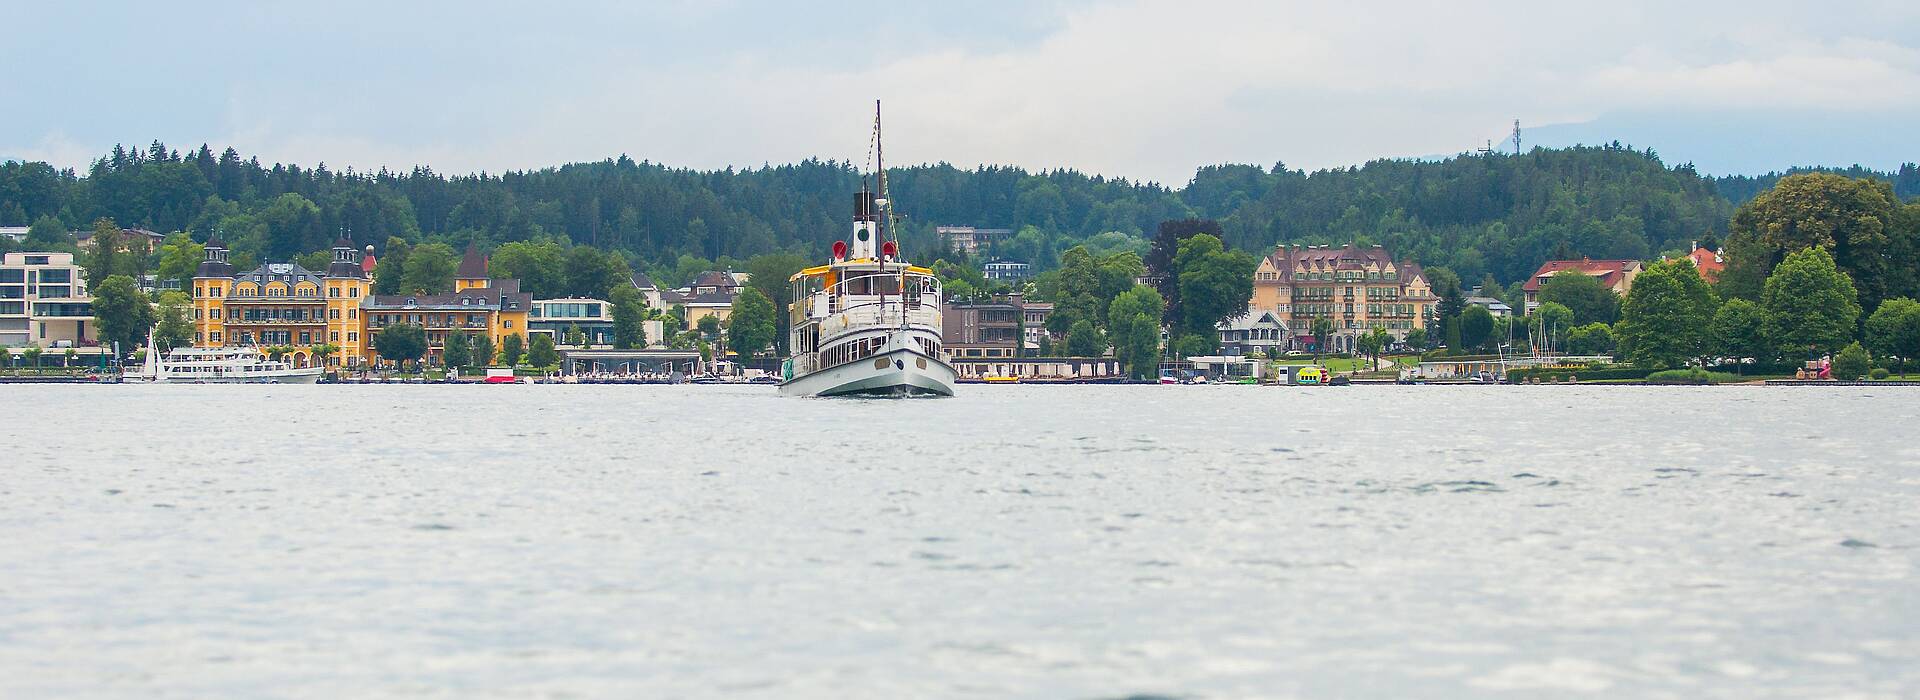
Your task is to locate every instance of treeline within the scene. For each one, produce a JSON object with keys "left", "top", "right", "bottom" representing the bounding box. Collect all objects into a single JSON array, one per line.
[{"left": 2, "top": 140, "right": 1915, "bottom": 291}]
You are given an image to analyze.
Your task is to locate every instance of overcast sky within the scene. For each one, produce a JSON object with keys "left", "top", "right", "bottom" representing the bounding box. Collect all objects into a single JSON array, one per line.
[{"left": 3, "top": 1, "right": 1917, "bottom": 185}]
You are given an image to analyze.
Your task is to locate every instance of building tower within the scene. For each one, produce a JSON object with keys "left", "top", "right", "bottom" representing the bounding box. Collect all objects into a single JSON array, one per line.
[
  {"left": 455, "top": 242, "right": 489, "bottom": 292},
  {"left": 192, "top": 237, "right": 235, "bottom": 347},
  {"left": 323, "top": 237, "right": 371, "bottom": 367}
]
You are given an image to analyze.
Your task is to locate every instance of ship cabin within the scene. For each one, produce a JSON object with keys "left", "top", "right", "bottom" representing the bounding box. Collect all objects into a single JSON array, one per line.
[{"left": 787, "top": 253, "right": 944, "bottom": 374}]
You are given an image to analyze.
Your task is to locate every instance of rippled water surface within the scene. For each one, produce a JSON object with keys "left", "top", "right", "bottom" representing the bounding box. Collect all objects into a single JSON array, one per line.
[{"left": 3, "top": 384, "right": 1918, "bottom": 698}]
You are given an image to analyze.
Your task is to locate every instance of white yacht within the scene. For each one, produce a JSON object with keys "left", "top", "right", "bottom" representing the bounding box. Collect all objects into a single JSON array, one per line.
[
  {"left": 778, "top": 104, "right": 956, "bottom": 398},
  {"left": 127, "top": 346, "right": 324, "bottom": 384}
]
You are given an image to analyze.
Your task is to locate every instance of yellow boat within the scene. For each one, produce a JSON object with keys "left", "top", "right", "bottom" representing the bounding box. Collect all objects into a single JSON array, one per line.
[{"left": 981, "top": 375, "right": 1021, "bottom": 384}]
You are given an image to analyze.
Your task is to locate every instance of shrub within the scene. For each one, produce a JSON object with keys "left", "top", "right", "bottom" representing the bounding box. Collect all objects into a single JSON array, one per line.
[
  {"left": 1832, "top": 341, "right": 1872, "bottom": 381},
  {"left": 1871, "top": 367, "right": 1891, "bottom": 380}
]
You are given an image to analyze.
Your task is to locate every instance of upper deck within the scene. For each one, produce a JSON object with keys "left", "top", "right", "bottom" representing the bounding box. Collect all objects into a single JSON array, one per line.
[{"left": 789, "top": 259, "right": 943, "bottom": 340}]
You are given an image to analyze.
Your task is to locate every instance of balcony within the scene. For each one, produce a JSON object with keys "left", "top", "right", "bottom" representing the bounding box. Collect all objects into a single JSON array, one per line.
[{"left": 225, "top": 317, "right": 326, "bottom": 325}]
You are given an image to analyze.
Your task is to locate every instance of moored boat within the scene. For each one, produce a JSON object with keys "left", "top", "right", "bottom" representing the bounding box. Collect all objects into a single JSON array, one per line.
[{"left": 125, "top": 345, "right": 324, "bottom": 384}]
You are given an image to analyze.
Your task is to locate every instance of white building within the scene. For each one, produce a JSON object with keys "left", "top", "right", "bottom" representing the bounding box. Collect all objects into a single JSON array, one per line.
[{"left": 1, "top": 252, "right": 103, "bottom": 359}]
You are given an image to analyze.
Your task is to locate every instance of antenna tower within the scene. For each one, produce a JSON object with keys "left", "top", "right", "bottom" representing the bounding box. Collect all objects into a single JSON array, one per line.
[{"left": 1511, "top": 119, "right": 1523, "bottom": 155}]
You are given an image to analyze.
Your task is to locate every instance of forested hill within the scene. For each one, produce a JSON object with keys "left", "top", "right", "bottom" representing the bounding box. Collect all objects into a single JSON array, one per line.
[
  {"left": 1712, "top": 164, "right": 1920, "bottom": 204},
  {"left": 0, "top": 141, "right": 1913, "bottom": 286}
]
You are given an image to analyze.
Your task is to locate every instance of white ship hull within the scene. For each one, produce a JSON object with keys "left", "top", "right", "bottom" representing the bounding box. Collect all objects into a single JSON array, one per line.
[
  {"left": 128, "top": 367, "right": 324, "bottom": 384},
  {"left": 780, "top": 345, "right": 956, "bottom": 397}
]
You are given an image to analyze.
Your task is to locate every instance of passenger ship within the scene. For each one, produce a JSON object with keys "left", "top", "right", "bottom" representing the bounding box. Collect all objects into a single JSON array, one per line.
[
  {"left": 126, "top": 344, "right": 324, "bottom": 384},
  {"left": 778, "top": 105, "right": 956, "bottom": 397}
]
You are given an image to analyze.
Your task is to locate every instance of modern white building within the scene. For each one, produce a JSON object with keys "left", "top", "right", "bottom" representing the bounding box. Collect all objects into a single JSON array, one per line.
[{"left": 1, "top": 252, "right": 102, "bottom": 360}]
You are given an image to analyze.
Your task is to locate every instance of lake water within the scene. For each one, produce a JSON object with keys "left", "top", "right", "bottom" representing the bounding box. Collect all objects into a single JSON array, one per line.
[{"left": 2, "top": 384, "right": 1916, "bottom": 698}]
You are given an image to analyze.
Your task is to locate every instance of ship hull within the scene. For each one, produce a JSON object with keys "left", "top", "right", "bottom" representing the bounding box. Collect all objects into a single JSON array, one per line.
[
  {"left": 780, "top": 346, "right": 956, "bottom": 398},
  {"left": 129, "top": 368, "right": 325, "bottom": 384}
]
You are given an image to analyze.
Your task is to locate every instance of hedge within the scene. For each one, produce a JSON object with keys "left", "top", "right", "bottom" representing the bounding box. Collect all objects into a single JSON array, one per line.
[
  {"left": 1508, "top": 366, "right": 1654, "bottom": 383},
  {"left": 1646, "top": 369, "right": 1742, "bottom": 385}
]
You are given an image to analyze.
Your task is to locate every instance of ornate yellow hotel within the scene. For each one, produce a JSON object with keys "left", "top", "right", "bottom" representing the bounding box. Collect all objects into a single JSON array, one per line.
[
  {"left": 1250, "top": 244, "right": 1436, "bottom": 353},
  {"left": 191, "top": 237, "right": 371, "bottom": 367},
  {"left": 192, "top": 240, "right": 530, "bottom": 368}
]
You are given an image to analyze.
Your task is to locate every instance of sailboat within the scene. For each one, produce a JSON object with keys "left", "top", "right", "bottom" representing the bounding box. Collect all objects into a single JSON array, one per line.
[{"left": 777, "top": 102, "right": 957, "bottom": 397}]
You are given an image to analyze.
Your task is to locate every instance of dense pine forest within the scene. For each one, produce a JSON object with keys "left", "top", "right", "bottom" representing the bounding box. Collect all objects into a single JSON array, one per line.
[{"left": 2, "top": 141, "right": 1915, "bottom": 287}]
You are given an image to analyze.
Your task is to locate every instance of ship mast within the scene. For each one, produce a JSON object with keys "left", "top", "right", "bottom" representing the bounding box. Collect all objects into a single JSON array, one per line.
[{"left": 875, "top": 100, "right": 892, "bottom": 253}]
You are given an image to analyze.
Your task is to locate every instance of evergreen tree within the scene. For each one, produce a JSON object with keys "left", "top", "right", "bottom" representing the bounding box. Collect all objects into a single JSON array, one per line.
[{"left": 24, "top": 215, "right": 75, "bottom": 251}]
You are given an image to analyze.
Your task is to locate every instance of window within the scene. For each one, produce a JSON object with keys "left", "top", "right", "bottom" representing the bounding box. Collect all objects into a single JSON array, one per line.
[
  {"left": 210, "top": 332, "right": 222, "bottom": 343},
  {"left": 330, "top": 331, "right": 340, "bottom": 342},
  {"left": 0, "top": 270, "right": 22, "bottom": 283},
  {"left": 348, "top": 309, "right": 357, "bottom": 320},
  {"left": 210, "top": 308, "right": 221, "bottom": 320},
  {"left": 212, "top": 287, "right": 222, "bottom": 298},
  {"left": 349, "top": 288, "right": 358, "bottom": 297},
  {"left": 347, "top": 332, "right": 358, "bottom": 342},
  {"left": 503, "top": 320, "right": 512, "bottom": 329},
  {"left": 329, "top": 287, "right": 340, "bottom": 298}
]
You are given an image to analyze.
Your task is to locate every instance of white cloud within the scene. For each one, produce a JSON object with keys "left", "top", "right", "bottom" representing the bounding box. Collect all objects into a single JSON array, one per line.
[{"left": 7, "top": 1, "right": 1920, "bottom": 182}]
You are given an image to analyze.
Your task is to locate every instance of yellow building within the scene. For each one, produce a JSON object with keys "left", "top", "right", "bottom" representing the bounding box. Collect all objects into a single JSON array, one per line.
[
  {"left": 191, "top": 237, "right": 372, "bottom": 367},
  {"left": 360, "top": 244, "right": 530, "bottom": 367},
  {"left": 1252, "top": 244, "right": 1436, "bottom": 353}
]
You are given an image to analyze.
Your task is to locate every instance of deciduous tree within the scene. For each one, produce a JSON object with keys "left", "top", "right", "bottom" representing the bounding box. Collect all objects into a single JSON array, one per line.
[
  {"left": 1616, "top": 259, "right": 1717, "bottom": 368},
  {"left": 399, "top": 242, "right": 458, "bottom": 294},
  {"left": 1761, "top": 246, "right": 1859, "bottom": 359},
  {"left": 527, "top": 333, "right": 559, "bottom": 368},
  {"left": 727, "top": 287, "right": 776, "bottom": 360},
  {"left": 1106, "top": 284, "right": 1164, "bottom": 378},
  {"left": 91, "top": 274, "right": 154, "bottom": 355},
  {"left": 372, "top": 323, "right": 427, "bottom": 371},
  {"left": 1538, "top": 270, "right": 1621, "bottom": 325},
  {"left": 498, "top": 333, "right": 524, "bottom": 366},
  {"left": 1710, "top": 298, "right": 1768, "bottom": 371},
  {"left": 610, "top": 285, "right": 649, "bottom": 349},
  {"left": 1864, "top": 297, "right": 1920, "bottom": 376}
]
